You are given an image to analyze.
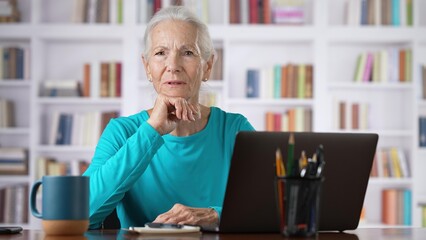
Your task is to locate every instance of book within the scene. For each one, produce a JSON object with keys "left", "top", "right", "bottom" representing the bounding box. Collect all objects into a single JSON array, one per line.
[
  {"left": 305, "top": 64, "right": 313, "bottom": 98},
  {"left": 90, "top": 61, "right": 100, "bottom": 98},
  {"left": 116, "top": 62, "right": 122, "bottom": 97},
  {"left": 382, "top": 189, "right": 398, "bottom": 225},
  {"left": 339, "top": 101, "right": 346, "bottom": 130},
  {"left": 363, "top": 52, "right": 373, "bottom": 82},
  {"left": 100, "top": 62, "right": 110, "bottom": 97},
  {"left": 354, "top": 53, "right": 366, "bottom": 82},
  {"left": 0, "top": 148, "right": 27, "bottom": 175},
  {"left": 272, "top": 0, "right": 305, "bottom": 25},
  {"left": 419, "top": 117, "right": 426, "bottom": 147},
  {"left": 0, "top": 99, "right": 14, "bottom": 127},
  {"left": 83, "top": 63, "right": 91, "bottom": 97},
  {"left": 297, "top": 64, "right": 305, "bottom": 98},
  {"left": 274, "top": 65, "right": 281, "bottom": 98},
  {"left": 246, "top": 69, "right": 259, "bottom": 98},
  {"left": 43, "top": 80, "right": 82, "bottom": 97}
]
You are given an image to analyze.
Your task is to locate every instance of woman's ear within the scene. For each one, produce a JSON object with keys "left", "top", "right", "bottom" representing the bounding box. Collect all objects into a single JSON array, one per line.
[
  {"left": 142, "top": 54, "right": 152, "bottom": 81},
  {"left": 203, "top": 54, "right": 215, "bottom": 81}
]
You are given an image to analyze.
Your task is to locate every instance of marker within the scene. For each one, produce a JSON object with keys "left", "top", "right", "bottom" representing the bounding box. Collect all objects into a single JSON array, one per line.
[{"left": 299, "top": 150, "right": 308, "bottom": 177}]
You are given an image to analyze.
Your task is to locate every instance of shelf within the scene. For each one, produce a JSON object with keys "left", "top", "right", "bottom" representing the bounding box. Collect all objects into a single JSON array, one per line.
[
  {"left": 0, "top": 128, "right": 30, "bottom": 135},
  {"left": 37, "top": 25, "right": 125, "bottom": 40},
  {"left": 417, "top": 148, "right": 426, "bottom": 154},
  {"left": 37, "top": 145, "right": 95, "bottom": 153},
  {"left": 0, "top": 24, "right": 33, "bottom": 37},
  {"left": 224, "top": 25, "right": 316, "bottom": 41},
  {"left": 327, "top": 129, "right": 412, "bottom": 137},
  {"left": 0, "top": 175, "right": 30, "bottom": 183},
  {"left": 37, "top": 97, "right": 122, "bottom": 105},
  {"left": 418, "top": 100, "right": 426, "bottom": 108},
  {"left": 368, "top": 178, "right": 413, "bottom": 185},
  {"left": 327, "top": 27, "right": 419, "bottom": 42},
  {"left": 328, "top": 82, "right": 414, "bottom": 91},
  {"left": 358, "top": 222, "right": 412, "bottom": 229},
  {"left": 0, "top": 80, "right": 31, "bottom": 87},
  {"left": 227, "top": 98, "right": 314, "bottom": 107}
]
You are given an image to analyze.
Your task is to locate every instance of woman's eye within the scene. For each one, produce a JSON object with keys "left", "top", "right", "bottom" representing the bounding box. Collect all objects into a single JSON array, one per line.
[
  {"left": 184, "top": 51, "right": 194, "bottom": 56},
  {"left": 154, "top": 51, "right": 165, "bottom": 56}
]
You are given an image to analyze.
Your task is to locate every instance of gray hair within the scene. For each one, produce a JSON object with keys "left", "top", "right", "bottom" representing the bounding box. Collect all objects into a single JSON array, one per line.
[{"left": 143, "top": 6, "right": 215, "bottom": 62}]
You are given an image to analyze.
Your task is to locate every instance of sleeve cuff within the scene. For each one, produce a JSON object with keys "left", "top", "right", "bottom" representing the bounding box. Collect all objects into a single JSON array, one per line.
[{"left": 210, "top": 206, "right": 222, "bottom": 219}]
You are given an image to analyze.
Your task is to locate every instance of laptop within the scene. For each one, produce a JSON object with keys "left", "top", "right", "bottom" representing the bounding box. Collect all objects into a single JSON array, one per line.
[{"left": 208, "top": 131, "right": 378, "bottom": 233}]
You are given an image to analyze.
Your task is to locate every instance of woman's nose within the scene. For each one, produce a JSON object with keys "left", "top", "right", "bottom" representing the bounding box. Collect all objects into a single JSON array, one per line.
[{"left": 165, "top": 54, "right": 181, "bottom": 73}]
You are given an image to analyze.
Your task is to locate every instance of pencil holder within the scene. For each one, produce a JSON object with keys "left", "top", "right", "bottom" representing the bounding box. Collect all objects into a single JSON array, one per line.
[{"left": 275, "top": 176, "right": 324, "bottom": 237}]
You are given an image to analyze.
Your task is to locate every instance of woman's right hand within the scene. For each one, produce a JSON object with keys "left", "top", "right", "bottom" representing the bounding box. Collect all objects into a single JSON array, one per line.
[{"left": 147, "top": 94, "right": 200, "bottom": 135}]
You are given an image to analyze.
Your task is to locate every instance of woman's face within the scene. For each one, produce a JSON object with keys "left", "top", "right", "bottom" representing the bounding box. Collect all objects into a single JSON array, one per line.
[{"left": 143, "top": 20, "right": 212, "bottom": 102}]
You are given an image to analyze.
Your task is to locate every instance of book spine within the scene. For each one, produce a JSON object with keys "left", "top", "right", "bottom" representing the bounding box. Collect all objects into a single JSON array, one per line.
[
  {"left": 274, "top": 65, "right": 281, "bottom": 98},
  {"left": 246, "top": 69, "right": 259, "bottom": 98}
]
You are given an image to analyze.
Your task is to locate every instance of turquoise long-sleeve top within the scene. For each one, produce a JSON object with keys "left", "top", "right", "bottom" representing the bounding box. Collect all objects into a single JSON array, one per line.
[{"left": 83, "top": 106, "right": 255, "bottom": 229}]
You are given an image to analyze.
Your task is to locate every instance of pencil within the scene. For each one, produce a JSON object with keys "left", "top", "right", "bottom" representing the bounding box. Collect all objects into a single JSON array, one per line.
[
  {"left": 275, "top": 148, "right": 285, "bottom": 230},
  {"left": 275, "top": 148, "right": 286, "bottom": 177},
  {"left": 287, "top": 133, "right": 295, "bottom": 176}
]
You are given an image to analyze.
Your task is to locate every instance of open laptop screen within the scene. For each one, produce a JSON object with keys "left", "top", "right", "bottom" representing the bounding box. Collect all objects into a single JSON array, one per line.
[{"left": 217, "top": 131, "right": 378, "bottom": 233}]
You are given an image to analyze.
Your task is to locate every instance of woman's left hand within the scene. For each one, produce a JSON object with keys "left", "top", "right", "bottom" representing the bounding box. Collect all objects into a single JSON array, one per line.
[{"left": 153, "top": 203, "right": 219, "bottom": 228}]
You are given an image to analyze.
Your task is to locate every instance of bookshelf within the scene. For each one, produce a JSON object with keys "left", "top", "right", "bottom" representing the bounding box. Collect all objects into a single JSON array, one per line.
[{"left": 0, "top": 0, "right": 425, "bottom": 229}]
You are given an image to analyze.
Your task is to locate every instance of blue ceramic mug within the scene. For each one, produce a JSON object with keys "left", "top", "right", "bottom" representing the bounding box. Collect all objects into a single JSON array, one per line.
[{"left": 30, "top": 176, "right": 89, "bottom": 235}]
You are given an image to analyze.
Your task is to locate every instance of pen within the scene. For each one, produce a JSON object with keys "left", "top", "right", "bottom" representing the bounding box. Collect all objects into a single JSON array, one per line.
[
  {"left": 287, "top": 133, "right": 295, "bottom": 176},
  {"left": 315, "top": 145, "right": 325, "bottom": 177}
]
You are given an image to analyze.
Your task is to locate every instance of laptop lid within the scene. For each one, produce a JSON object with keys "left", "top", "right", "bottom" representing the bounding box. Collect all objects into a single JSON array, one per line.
[{"left": 216, "top": 131, "right": 378, "bottom": 233}]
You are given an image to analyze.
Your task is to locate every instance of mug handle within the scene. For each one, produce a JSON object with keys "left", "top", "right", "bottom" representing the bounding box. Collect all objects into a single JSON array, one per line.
[{"left": 30, "top": 179, "right": 42, "bottom": 219}]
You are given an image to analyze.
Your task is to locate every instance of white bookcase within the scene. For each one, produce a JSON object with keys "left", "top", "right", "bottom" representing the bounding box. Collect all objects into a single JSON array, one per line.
[{"left": 0, "top": 0, "right": 425, "bottom": 229}]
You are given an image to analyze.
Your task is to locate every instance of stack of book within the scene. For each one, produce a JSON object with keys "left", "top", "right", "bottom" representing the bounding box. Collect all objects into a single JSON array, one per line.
[
  {"left": 0, "top": 98, "right": 14, "bottom": 127},
  {"left": 138, "top": 0, "right": 210, "bottom": 24},
  {"left": 353, "top": 48, "right": 412, "bottom": 83},
  {"left": 346, "top": 0, "right": 413, "bottom": 26},
  {"left": 230, "top": 0, "right": 305, "bottom": 25},
  {"left": 370, "top": 147, "right": 410, "bottom": 178},
  {"left": 0, "top": 0, "right": 20, "bottom": 23},
  {"left": 334, "top": 100, "right": 369, "bottom": 130},
  {"left": 265, "top": 108, "right": 312, "bottom": 132},
  {"left": 0, "top": 184, "right": 28, "bottom": 224},
  {"left": 82, "top": 61, "right": 122, "bottom": 98},
  {"left": 36, "top": 157, "right": 89, "bottom": 179},
  {"left": 49, "top": 111, "right": 119, "bottom": 146},
  {"left": 71, "top": 0, "right": 123, "bottom": 24},
  {"left": 382, "top": 188, "right": 411, "bottom": 225},
  {"left": 246, "top": 64, "right": 313, "bottom": 99},
  {"left": 42, "top": 80, "right": 82, "bottom": 97},
  {"left": 43, "top": 61, "right": 123, "bottom": 98},
  {"left": 0, "top": 148, "right": 27, "bottom": 175},
  {"left": 0, "top": 47, "right": 30, "bottom": 80}
]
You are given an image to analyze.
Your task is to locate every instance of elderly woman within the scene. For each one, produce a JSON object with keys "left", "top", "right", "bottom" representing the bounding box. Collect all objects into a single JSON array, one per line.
[{"left": 83, "top": 6, "right": 255, "bottom": 229}]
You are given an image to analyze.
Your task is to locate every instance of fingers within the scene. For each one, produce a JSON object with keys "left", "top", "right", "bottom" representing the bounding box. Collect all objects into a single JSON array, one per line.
[
  {"left": 154, "top": 204, "right": 219, "bottom": 227},
  {"left": 154, "top": 204, "right": 186, "bottom": 224},
  {"left": 167, "top": 98, "right": 199, "bottom": 122}
]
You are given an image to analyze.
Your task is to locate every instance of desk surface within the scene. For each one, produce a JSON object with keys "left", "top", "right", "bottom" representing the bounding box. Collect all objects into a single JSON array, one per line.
[{"left": 1, "top": 228, "right": 426, "bottom": 240}]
